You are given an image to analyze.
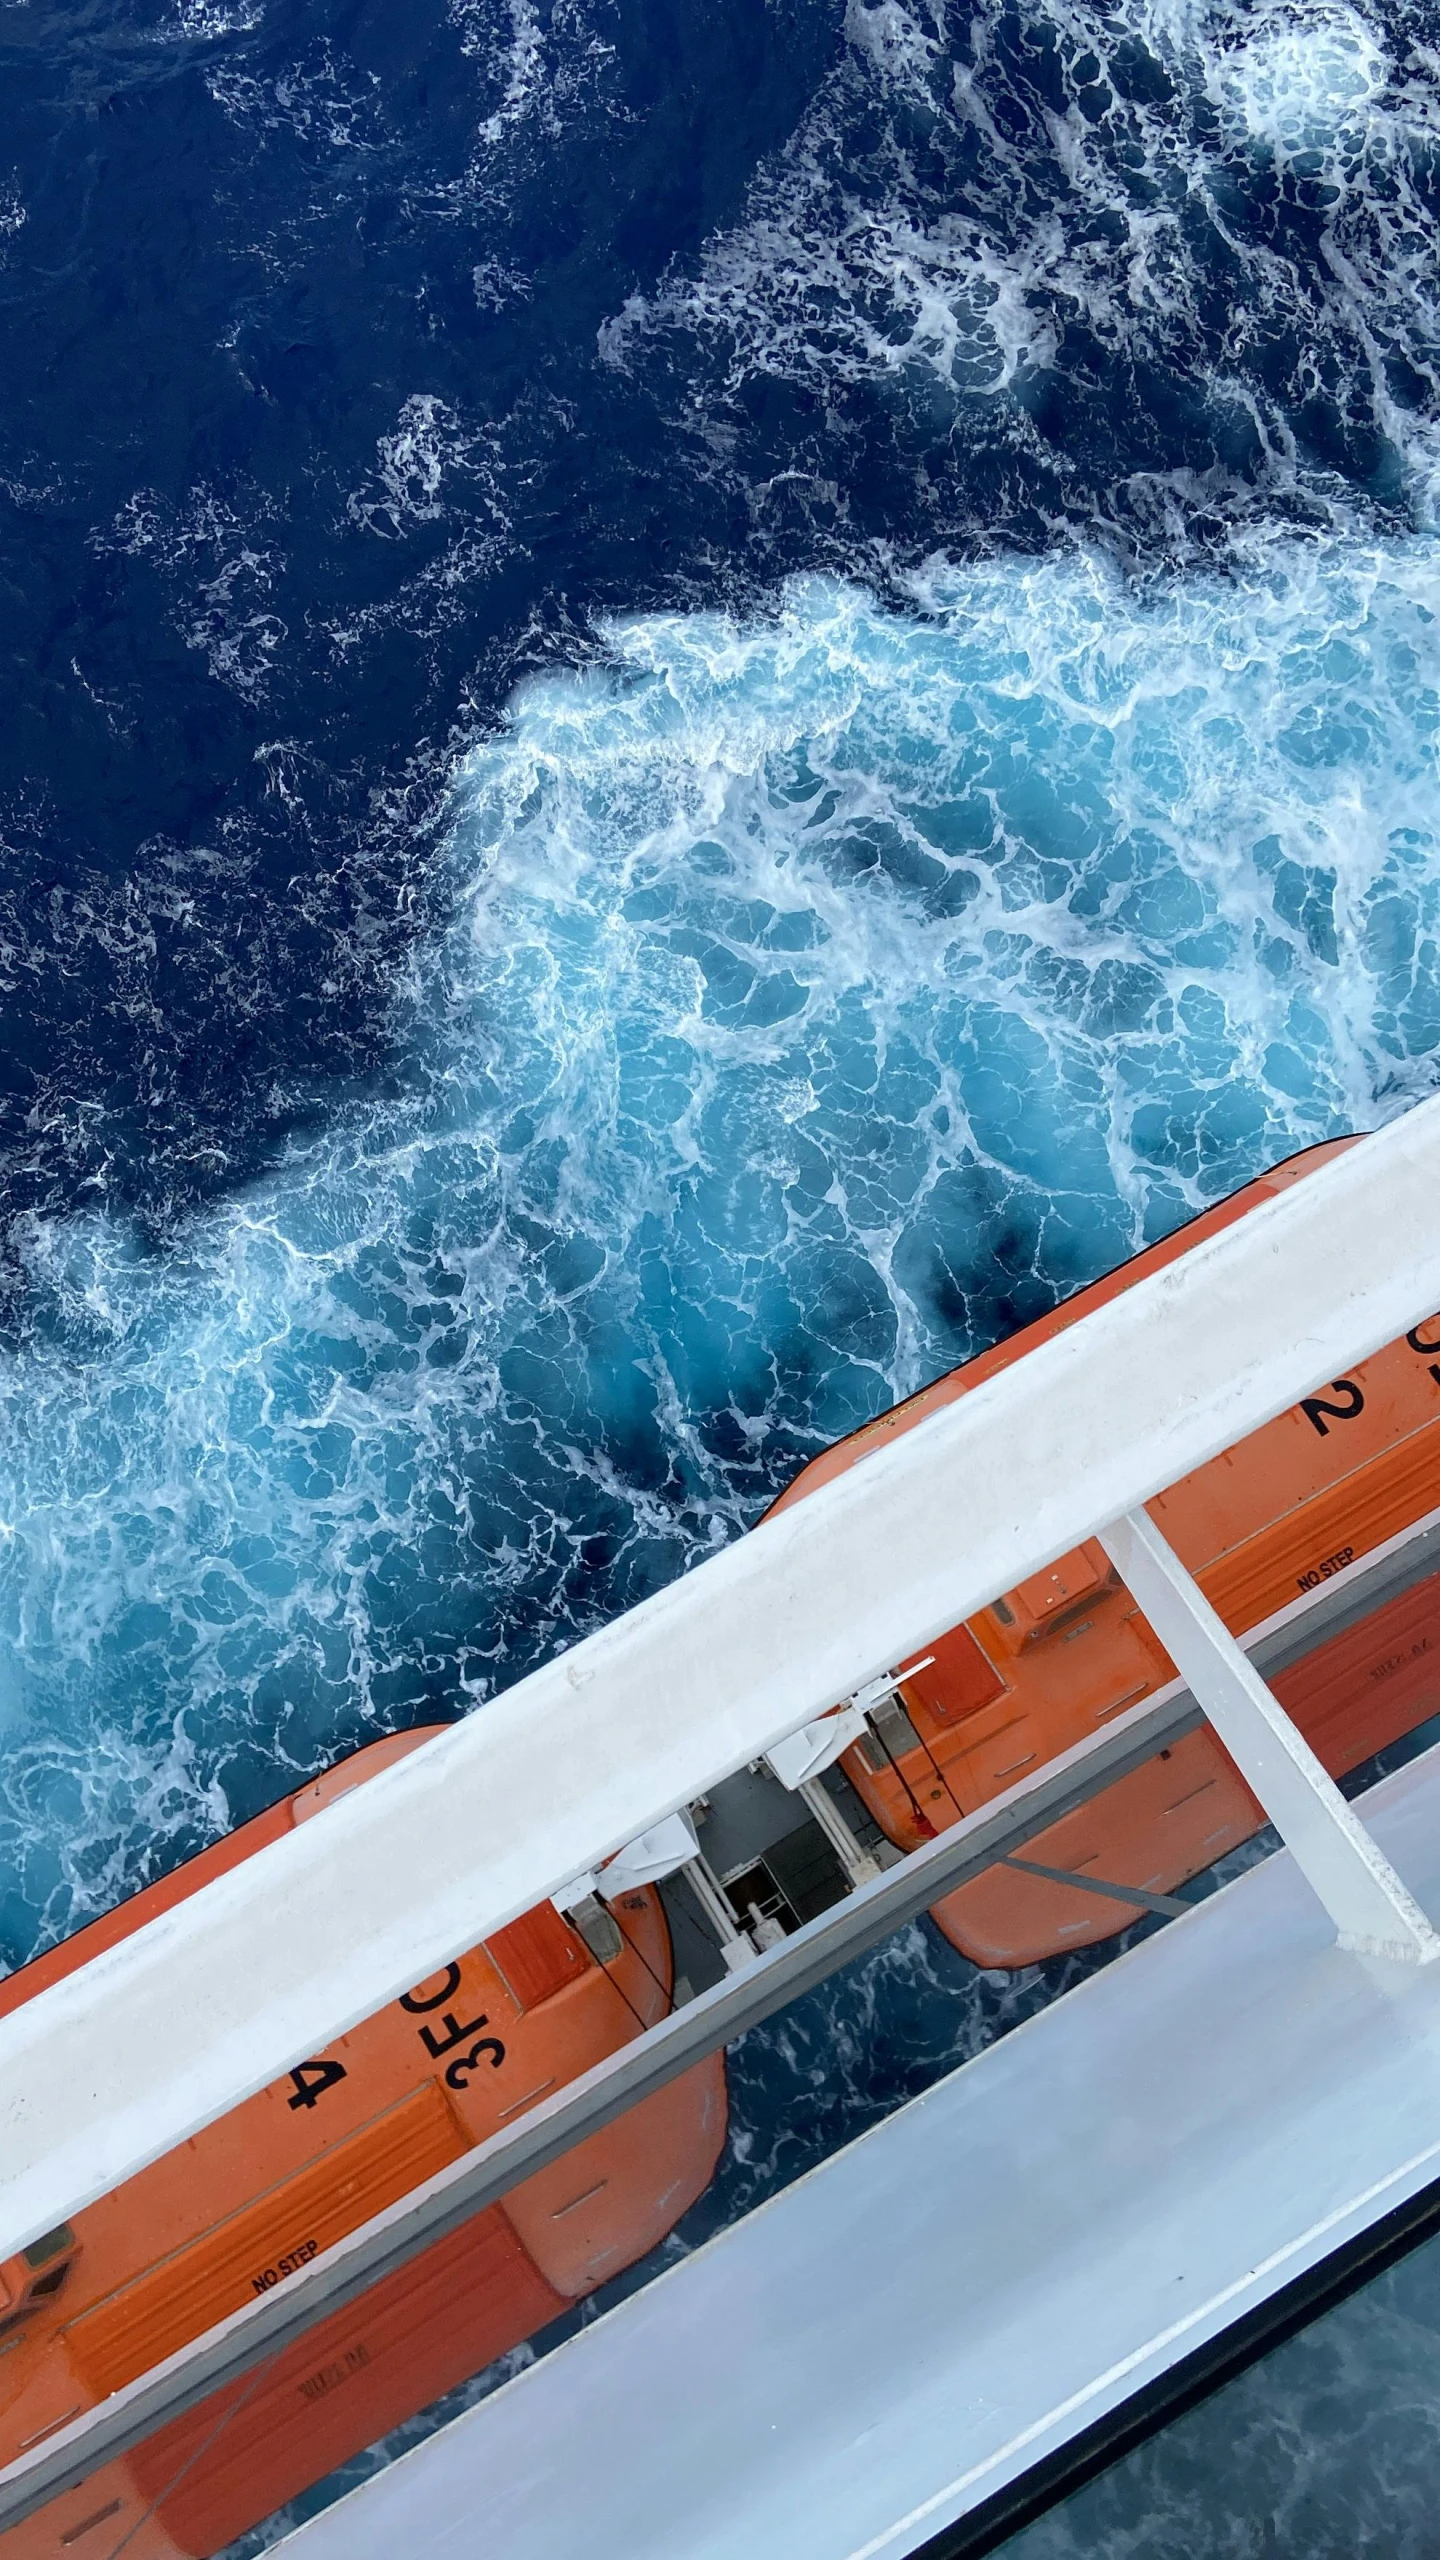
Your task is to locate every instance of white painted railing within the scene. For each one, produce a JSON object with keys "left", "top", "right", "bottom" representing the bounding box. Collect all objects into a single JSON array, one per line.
[
  {"left": 1104, "top": 1511, "right": 1438, "bottom": 1962},
  {"left": 5, "top": 1098, "right": 1440, "bottom": 2261}
]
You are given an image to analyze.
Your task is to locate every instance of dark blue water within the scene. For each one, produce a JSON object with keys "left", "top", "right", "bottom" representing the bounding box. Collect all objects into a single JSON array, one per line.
[
  {"left": 5, "top": 0, "right": 1440, "bottom": 2537},
  {"left": 1000, "top": 2217, "right": 1440, "bottom": 2558}
]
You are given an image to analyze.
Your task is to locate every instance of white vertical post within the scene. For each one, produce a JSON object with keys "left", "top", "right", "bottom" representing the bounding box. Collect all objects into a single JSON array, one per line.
[
  {"left": 797, "top": 1778, "right": 882, "bottom": 1887},
  {"left": 1101, "top": 1509, "right": 1440, "bottom": 1964}
]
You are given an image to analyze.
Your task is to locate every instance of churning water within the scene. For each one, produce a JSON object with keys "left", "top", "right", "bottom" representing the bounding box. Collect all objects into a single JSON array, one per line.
[
  {"left": 4, "top": 0, "right": 1440, "bottom": 2538},
  {"left": 6, "top": 541, "right": 1440, "bottom": 1956}
]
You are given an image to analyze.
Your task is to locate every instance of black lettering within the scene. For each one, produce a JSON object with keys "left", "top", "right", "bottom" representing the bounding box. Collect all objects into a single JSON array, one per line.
[
  {"left": 252, "top": 2239, "right": 319, "bottom": 2295},
  {"left": 1408, "top": 1322, "right": 1440, "bottom": 1356},
  {"left": 299, "top": 2344, "right": 370, "bottom": 2404},
  {"left": 1297, "top": 1546, "right": 1353, "bottom": 1593},
  {"left": 418, "top": 2007, "right": 493, "bottom": 2061},
  {"left": 287, "top": 2058, "right": 347, "bottom": 2111},
  {"left": 445, "top": 2034, "right": 507, "bottom": 2091},
  {"left": 399, "top": 1964, "right": 464, "bottom": 2015},
  {"left": 1300, "top": 1380, "right": 1365, "bottom": 1436}
]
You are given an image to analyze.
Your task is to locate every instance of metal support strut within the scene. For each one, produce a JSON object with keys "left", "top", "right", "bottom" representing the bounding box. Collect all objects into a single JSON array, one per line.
[
  {"left": 681, "top": 1855, "right": 760, "bottom": 1971},
  {"left": 1101, "top": 1508, "right": 1440, "bottom": 1965},
  {"left": 797, "top": 1779, "right": 882, "bottom": 1888}
]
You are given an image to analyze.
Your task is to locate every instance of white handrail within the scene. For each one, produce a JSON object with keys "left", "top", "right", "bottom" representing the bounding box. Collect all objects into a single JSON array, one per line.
[{"left": 3, "top": 1100, "right": 1440, "bottom": 2257}]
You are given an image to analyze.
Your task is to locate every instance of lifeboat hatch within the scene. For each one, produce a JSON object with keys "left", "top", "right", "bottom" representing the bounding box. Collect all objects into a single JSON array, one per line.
[
  {"left": 0, "top": 2222, "right": 80, "bottom": 2348},
  {"left": 898, "top": 1624, "right": 1006, "bottom": 1727},
  {"left": 24, "top": 2227, "right": 75, "bottom": 2272},
  {"left": 992, "top": 1542, "right": 1113, "bottom": 1650},
  {"left": 486, "top": 1905, "right": 590, "bottom": 2009}
]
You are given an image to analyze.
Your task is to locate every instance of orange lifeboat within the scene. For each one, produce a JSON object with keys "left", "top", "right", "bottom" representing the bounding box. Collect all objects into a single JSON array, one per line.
[
  {"left": 0, "top": 1728, "right": 727, "bottom": 2559},
  {"left": 769, "top": 1136, "right": 1440, "bottom": 1967}
]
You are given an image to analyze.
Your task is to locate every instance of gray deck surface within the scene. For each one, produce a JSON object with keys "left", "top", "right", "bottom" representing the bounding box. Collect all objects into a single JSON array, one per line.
[{"left": 281, "top": 1744, "right": 1440, "bottom": 2560}]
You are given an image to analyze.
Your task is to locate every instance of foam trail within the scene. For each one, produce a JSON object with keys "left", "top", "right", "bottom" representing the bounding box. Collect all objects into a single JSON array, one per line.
[
  {"left": 604, "top": 0, "right": 1440, "bottom": 543},
  {"left": 3, "top": 534, "right": 1440, "bottom": 1967}
]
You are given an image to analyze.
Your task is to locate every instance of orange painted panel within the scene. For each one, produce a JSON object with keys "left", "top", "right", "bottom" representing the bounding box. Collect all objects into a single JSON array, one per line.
[
  {"left": 130, "top": 2203, "right": 568, "bottom": 2559},
  {"left": 929, "top": 1566, "right": 1440, "bottom": 1965},
  {"left": 900, "top": 1625, "right": 1005, "bottom": 1728},
  {"left": 1006, "top": 1544, "right": 1111, "bottom": 1643},
  {"left": 929, "top": 1728, "right": 1258, "bottom": 1967},
  {"left": 67, "top": 2083, "right": 467, "bottom": 2400},
  {"left": 502, "top": 2056, "right": 728, "bottom": 2299},
  {"left": 0, "top": 1732, "right": 728, "bottom": 2557},
  {"left": 1270, "top": 1569, "right": 1440, "bottom": 1773},
  {"left": 487, "top": 1906, "right": 589, "bottom": 2011},
  {"left": 0, "top": 2468, "right": 188, "bottom": 2560}
]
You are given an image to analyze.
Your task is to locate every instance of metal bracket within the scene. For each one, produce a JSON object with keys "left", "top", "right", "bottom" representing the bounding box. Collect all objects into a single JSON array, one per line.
[
  {"left": 1101, "top": 1509, "right": 1440, "bottom": 1965},
  {"left": 999, "top": 1854, "right": 1190, "bottom": 1919}
]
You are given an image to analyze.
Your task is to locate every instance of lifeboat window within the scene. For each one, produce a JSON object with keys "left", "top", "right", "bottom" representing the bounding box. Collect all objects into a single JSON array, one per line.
[
  {"left": 22, "top": 2225, "right": 74, "bottom": 2271},
  {"left": 26, "top": 2262, "right": 73, "bottom": 2303},
  {"left": 486, "top": 1904, "right": 592, "bottom": 2008}
]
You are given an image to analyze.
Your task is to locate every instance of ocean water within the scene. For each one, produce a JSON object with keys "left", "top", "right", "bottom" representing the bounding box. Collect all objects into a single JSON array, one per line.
[
  {"left": 4, "top": 0, "right": 1440, "bottom": 2539},
  {"left": 7, "top": 541, "right": 1440, "bottom": 1957},
  {"left": 1003, "top": 2216, "right": 1440, "bottom": 2558}
]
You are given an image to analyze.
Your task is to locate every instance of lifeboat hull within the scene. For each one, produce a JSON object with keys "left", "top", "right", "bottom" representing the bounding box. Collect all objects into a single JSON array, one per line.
[{"left": 0, "top": 1735, "right": 728, "bottom": 2558}]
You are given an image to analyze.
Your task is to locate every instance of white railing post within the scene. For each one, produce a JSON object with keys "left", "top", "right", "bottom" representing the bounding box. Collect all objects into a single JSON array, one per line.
[{"left": 1101, "top": 1509, "right": 1440, "bottom": 1965}]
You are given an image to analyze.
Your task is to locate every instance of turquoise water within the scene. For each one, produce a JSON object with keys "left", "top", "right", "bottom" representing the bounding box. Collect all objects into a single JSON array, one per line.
[
  {"left": 7, "top": 0, "right": 1440, "bottom": 2537},
  {"left": 4, "top": 535, "right": 1440, "bottom": 1966}
]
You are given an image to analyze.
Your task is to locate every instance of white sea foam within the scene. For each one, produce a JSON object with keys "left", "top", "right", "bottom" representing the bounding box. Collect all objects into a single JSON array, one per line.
[
  {"left": 442, "top": 0, "right": 621, "bottom": 163},
  {"left": 347, "top": 395, "right": 502, "bottom": 538},
  {"left": 474, "top": 0, "right": 548, "bottom": 141},
  {"left": 170, "top": 0, "right": 265, "bottom": 39},
  {"left": 1214, "top": 0, "right": 1389, "bottom": 153},
  {"left": 599, "top": 0, "right": 1440, "bottom": 523},
  {"left": 204, "top": 39, "right": 383, "bottom": 142},
  {"left": 2, "top": 534, "right": 1439, "bottom": 1962},
  {"left": 93, "top": 485, "right": 289, "bottom": 698}
]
